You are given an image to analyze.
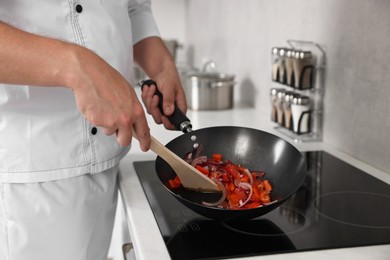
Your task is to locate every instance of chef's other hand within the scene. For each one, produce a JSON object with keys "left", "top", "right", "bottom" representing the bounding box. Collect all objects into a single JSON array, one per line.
[
  {"left": 141, "top": 77, "right": 187, "bottom": 131},
  {"left": 68, "top": 45, "right": 151, "bottom": 151},
  {"left": 134, "top": 37, "right": 187, "bottom": 131}
]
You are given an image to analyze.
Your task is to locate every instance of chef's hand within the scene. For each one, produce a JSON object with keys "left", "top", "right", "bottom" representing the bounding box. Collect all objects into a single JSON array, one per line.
[
  {"left": 141, "top": 75, "right": 187, "bottom": 131},
  {"left": 134, "top": 36, "right": 187, "bottom": 130},
  {"left": 69, "top": 46, "right": 151, "bottom": 151}
]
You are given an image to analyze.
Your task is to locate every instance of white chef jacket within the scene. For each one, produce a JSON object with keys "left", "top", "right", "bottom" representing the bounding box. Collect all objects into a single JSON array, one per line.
[{"left": 0, "top": 0, "right": 160, "bottom": 183}]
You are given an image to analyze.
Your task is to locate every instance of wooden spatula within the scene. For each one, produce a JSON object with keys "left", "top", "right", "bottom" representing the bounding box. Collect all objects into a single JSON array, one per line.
[
  {"left": 137, "top": 80, "right": 219, "bottom": 192},
  {"left": 149, "top": 136, "right": 220, "bottom": 192}
]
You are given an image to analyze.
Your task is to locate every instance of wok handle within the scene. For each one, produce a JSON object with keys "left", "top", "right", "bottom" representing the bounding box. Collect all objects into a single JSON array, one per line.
[{"left": 139, "top": 79, "right": 192, "bottom": 133}]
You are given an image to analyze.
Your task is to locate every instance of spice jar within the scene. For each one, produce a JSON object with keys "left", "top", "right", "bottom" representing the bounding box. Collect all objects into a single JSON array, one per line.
[
  {"left": 283, "top": 92, "right": 299, "bottom": 130},
  {"left": 275, "top": 89, "right": 286, "bottom": 126},
  {"left": 271, "top": 47, "right": 280, "bottom": 82},
  {"left": 277, "top": 48, "right": 288, "bottom": 84},
  {"left": 291, "top": 95, "right": 311, "bottom": 134},
  {"left": 270, "top": 88, "right": 284, "bottom": 122},
  {"left": 292, "top": 51, "right": 314, "bottom": 89},
  {"left": 271, "top": 47, "right": 288, "bottom": 84},
  {"left": 285, "top": 49, "right": 295, "bottom": 86}
]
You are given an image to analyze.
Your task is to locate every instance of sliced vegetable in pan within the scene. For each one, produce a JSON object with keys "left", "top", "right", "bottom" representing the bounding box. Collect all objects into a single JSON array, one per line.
[{"left": 168, "top": 145, "right": 276, "bottom": 209}]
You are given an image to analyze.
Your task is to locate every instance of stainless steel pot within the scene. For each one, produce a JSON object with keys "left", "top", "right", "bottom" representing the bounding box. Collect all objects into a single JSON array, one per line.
[{"left": 184, "top": 72, "right": 235, "bottom": 110}]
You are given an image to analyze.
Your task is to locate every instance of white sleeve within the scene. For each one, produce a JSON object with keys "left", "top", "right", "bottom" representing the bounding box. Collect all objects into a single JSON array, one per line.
[{"left": 128, "top": 0, "right": 160, "bottom": 45}]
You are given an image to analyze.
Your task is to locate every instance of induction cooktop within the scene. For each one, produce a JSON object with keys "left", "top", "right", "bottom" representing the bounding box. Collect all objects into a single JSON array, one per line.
[{"left": 134, "top": 151, "right": 390, "bottom": 260}]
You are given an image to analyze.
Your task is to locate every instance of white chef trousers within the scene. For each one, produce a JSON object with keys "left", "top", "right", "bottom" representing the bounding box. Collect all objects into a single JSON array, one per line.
[{"left": 0, "top": 166, "right": 119, "bottom": 260}]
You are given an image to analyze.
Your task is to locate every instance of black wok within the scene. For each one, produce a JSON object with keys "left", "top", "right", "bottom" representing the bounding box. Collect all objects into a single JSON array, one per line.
[
  {"left": 155, "top": 126, "right": 307, "bottom": 221},
  {"left": 140, "top": 80, "right": 307, "bottom": 221}
]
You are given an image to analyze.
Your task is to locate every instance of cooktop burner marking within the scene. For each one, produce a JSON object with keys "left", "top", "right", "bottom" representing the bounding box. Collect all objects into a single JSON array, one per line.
[
  {"left": 169, "top": 208, "right": 200, "bottom": 232},
  {"left": 221, "top": 205, "right": 310, "bottom": 237},
  {"left": 313, "top": 191, "right": 390, "bottom": 229}
]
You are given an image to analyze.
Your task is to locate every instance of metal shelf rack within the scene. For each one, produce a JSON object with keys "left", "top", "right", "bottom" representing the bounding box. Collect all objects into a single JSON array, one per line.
[{"left": 271, "top": 40, "right": 326, "bottom": 143}]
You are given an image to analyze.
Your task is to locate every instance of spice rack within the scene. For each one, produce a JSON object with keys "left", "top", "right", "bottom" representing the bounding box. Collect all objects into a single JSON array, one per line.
[{"left": 270, "top": 40, "right": 325, "bottom": 142}]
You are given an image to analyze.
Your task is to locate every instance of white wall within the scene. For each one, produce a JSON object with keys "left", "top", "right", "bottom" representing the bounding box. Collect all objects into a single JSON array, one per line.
[
  {"left": 153, "top": 0, "right": 390, "bottom": 174},
  {"left": 185, "top": 0, "right": 390, "bottom": 174},
  {"left": 151, "top": 0, "right": 188, "bottom": 65}
]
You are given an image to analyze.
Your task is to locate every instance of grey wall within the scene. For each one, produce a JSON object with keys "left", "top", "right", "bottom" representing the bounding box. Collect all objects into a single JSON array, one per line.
[{"left": 185, "top": 0, "right": 390, "bottom": 174}]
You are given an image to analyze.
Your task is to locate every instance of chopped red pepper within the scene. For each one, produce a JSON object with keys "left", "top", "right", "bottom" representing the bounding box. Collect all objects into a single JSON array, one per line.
[
  {"left": 212, "top": 153, "right": 223, "bottom": 162},
  {"left": 225, "top": 165, "right": 240, "bottom": 179},
  {"left": 251, "top": 185, "right": 261, "bottom": 202},
  {"left": 263, "top": 179, "right": 272, "bottom": 192},
  {"left": 228, "top": 188, "right": 246, "bottom": 208},
  {"left": 226, "top": 182, "right": 235, "bottom": 192},
  {"left": 168, "top": 175, "right": 181, "bottom": 189},
  {"left": 195, "top": 165, "right": 209, "bottom": 176},
  {"left": 240, "top": 175, "right": 250, "bottom": 183},
  {"left": 167, "top": 151, "right": 274, "bottom": 209},
  {"left": 260, "top": 190, "right": 271, "bottom": 203}
]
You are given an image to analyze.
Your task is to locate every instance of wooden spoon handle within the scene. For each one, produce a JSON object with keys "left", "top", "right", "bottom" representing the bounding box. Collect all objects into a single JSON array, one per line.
[{"left": 149, "top": 136, "right": 177, "bottom": 164}]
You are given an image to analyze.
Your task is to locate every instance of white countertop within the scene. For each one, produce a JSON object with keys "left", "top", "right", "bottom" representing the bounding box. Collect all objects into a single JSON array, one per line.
[{"left": 118, "top": 91, "right": 390, "bottom": 260}]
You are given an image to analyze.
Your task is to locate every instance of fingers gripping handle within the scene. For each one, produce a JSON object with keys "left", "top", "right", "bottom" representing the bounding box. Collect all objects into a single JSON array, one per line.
[{"left": 140, "top": 79, "right": 193, "bottom": 133}]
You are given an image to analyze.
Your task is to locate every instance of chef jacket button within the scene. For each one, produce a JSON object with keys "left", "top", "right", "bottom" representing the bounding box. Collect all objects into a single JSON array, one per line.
[
  {"left": 91, "top": 127, "right": 97, "bottom": 135},
  {"left": 75, "top": 4, "right": 83, "bottom": 13}
]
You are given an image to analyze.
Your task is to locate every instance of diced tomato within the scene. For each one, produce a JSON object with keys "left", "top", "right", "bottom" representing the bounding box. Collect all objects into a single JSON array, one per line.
[
  {"left": 209, "top": 171, "right": 218, "bottom": 179},
  {"left": 255, "top": 180, "right": 264, "bottom": 190},
  {"left": 263, "top": 180, "right": 272, "bottom": 192},
  {"left": 212, "top": 153, "right": 223, "bottom": 162},
  {"left": 209, "top": 171, "right": 230, "bottom": 183},
  {"left": 240, "top": 175, "right": 250, "bottom": 183},
  {"left": 168, "top": 176, "right": 181, "bottom": 188},
  {"left": 225, "top": 165, "right": 240, "bottom": 179},
  {"left": 219, "top": 173, "right": 230, "bottom": 183},
  {"left": 228, "top": 188, "right": 246, "bottom": 208},
  {"left": 251, "top": 185, "right": 261, "bottom": 202},
  {"left": 226, "top": 182, "right": 235, "bottom": 192},
  {"left": 195, "top": 165, "right": 209, "bottom": 176},
  {"left": 260, "top": 190, "right": 271, "bottom": 203}
]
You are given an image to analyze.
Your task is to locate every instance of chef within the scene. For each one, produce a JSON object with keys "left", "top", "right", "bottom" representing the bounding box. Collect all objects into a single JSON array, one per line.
[{"left": 0, "top": 1, "right": 186, "bottom": 259}]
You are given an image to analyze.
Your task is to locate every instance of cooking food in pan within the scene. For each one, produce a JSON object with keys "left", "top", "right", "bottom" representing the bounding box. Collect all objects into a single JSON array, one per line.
[{"left": 168, "top": 148, "right": 276, "bottom": 210}]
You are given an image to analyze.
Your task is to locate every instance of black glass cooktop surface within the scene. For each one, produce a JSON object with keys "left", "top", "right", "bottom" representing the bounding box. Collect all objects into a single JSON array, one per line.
[{"left": 134, "top": 151, "right": 390, "bottom": 260}]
